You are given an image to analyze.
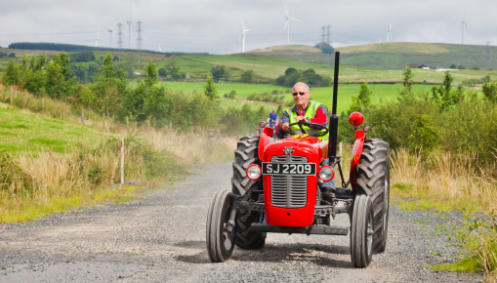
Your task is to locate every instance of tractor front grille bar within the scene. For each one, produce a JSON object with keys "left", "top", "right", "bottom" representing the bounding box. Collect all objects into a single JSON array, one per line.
[{"left": 270, "top": 155, "right": 308, "bottom": 208}]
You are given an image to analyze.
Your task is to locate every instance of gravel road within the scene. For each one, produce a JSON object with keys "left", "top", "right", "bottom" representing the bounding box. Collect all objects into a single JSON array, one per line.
[{"left": 0, "top": 163, "right": 483, "bottom": 282}]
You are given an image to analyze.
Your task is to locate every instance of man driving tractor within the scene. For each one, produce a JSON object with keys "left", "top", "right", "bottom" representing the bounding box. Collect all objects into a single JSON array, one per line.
[{"left": 276, "top": 82, "right": 336, "bottom": 203}]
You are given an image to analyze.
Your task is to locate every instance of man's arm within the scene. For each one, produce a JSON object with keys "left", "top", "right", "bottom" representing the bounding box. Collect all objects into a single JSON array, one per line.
[
  {"left": 276, "top": 110, "right": 290, "bottom": 138},
  {"left": 309, "top": 105, "right": 328, "bottom": 126}
]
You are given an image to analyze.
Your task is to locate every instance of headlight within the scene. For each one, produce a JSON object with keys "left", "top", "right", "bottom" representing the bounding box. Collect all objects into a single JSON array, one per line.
[
  {"left": 319, "top": 166, "right": 335, "bottom": 182},
  {"left": 246, "top": 164, "right": 262, "bottom": 181}
]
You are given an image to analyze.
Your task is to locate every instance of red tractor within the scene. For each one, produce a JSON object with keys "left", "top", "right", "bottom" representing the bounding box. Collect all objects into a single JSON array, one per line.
[{"left": 206, "top": 52, "right": 390, "bottom": 268}]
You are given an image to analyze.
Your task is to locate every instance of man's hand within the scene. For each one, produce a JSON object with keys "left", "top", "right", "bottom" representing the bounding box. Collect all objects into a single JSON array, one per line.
[
  {"left": 282, "top": 117, "right": 308, "bottom": 132},
  {"left": 282, "top": 123, "right": 290, "bottom": 132},
  {"left": 294, "top": 116, "right": 308, "bottom": 123}
]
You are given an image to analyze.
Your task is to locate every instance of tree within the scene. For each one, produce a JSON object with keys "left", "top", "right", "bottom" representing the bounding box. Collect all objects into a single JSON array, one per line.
[
  {"left": 482, "top": 80, "right": 497, "bottom": 103},
  {"left": 203, "top": 74, "right": 217, "bottom": 100},
  {"left": 349, "top": 80, "right": 372, "bottom": 112},
  {"left": 24, "top": 69, "right": 46, "bottom": 97},
  {"left": 402, "top": 65, "right": 414, "bottom": 95},
  {"left": 158, "top": 68, "right": 167, "bottom": 77},
  {"left": 275, "top": 75, "right": 286, "bottom": 86},
  {"left": 315, "top": 42, "right": 334, "bottom": 54},
  {"left": 8, "top": 53, "right": 16, "bottom": 58},
  {"left": 241, "top": 70, "right": 254, "bottom": 83},
  {"left": 285, "top": 67, "right": 298, "bottom": 76},
  {"left": 52, "top": 51, "right": 72, "bottom": 79},
  {"left": 144, "top": 61, "right": 158, "bottom": 87},
  {"left": 165, "top": 62, "right": 180, "bottom": 79},
  {"left": 74, "top": 51, "right": 96, "bottom": 62},
  {"left": 449, "top": 64, "right": 457, "bottom": 69},
  {"left": 45, "top": 61, "right": 65, "bottom": 99},
  {"left": 322, "top": 77, "right": 332, "bottom": 87},
  {"left": 211, "top": 65, "right": 225, "bottom": 82},
  {"left": 100, "top": 52, "right": 114, "bottom": 79},
  {"left": 1, "top": 59, "right": 20, "bottom": 86}
]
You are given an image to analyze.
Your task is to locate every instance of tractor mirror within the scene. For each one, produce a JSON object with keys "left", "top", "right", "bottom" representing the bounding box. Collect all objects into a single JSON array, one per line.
[{"left": 348, "top": 112, "right": 364, "bottom": 127}]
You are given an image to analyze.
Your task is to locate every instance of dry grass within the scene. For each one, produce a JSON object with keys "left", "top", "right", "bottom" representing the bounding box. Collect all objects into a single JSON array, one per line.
[
  {"left": 0, "top": 85, "right": 238, "bottom": 224},
  {"left": 140, "top": 126, "right": 236, "bottom": 164},
  {"left": 390, "top": 148, "right": 497, "bottom": 213}
]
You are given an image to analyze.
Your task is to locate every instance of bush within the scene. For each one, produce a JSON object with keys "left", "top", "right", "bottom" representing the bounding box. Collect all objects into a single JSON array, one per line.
[
  {"left": 240, "top": 70, "right": 254, "bottom": 83},
  {"left": 158, "top": 68, "right": 167, "bottom": 77}
]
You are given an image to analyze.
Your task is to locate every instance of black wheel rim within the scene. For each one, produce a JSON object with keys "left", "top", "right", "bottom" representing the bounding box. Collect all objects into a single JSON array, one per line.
[{"left": 222, "top": 204, "right": 235, "bottom": 251}]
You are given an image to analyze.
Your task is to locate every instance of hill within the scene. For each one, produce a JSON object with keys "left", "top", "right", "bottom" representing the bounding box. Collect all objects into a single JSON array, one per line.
[{"left": 252, "top": 42, "right": 497, "bottom": 70}]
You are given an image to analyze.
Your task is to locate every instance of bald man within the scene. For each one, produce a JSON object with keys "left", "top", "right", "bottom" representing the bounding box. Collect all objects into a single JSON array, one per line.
[{"left": 276, "top": 82, "right": 336, "bottom": 203}]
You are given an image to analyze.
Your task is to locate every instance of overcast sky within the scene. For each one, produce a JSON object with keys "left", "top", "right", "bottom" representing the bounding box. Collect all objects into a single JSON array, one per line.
[{"left": 0, "top": 0, "right": 496, "bottom": 54}]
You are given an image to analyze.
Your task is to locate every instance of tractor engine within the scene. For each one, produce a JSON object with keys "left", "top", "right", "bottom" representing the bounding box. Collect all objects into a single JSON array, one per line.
[{"left": 262, "top": 139, "right": 325, "bottom": 227}]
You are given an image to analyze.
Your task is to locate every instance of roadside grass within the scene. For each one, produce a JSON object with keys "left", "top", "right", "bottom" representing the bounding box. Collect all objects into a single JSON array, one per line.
[
  {"left": 388, "top": 147, "right": 497, "bottom": 281},
  {"left": 390, "top": 148, "right": 497, "bottom": 214},
  {"left": 0, "top": 87, "right": 236, "bottom": 225}
]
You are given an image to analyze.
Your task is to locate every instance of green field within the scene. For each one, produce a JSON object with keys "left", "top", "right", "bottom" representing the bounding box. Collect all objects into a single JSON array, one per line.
[
  {"left": 130, "top": 81, "right": 437, "bottom": 113},
  {"left": 0, "top": 104, "right": 105, "bottom": 155}
]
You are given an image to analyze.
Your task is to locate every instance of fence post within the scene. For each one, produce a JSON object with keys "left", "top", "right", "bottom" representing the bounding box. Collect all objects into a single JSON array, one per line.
[
  {"left": 42, "top": 97, "right": 44, "bottom": 111},
  {"left": 10, "top": 87, "right": 13, "bottom": 104},
  {"left": 81, "top": 109, "right": 84, "bottom": 124},
  {"left": 121, "top": 138, "right": 124, "bottom": 185},
  {"left": 25, "top": 92, "right": 29, "bottom": 108}
]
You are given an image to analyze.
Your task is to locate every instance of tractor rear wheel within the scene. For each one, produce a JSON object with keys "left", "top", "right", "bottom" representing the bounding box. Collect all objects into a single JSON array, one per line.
[
  {"left": 206, "top": 190, "right": 236, "bottom": 262},
  {"left": 350, "top": 194, "right": 374, "bottom": 268},
  {"left": 356, "top": 138, "right": 390, "bottom": 253},
  {"left": 231, "top": 135, "right": 265, "bottom": 250}
]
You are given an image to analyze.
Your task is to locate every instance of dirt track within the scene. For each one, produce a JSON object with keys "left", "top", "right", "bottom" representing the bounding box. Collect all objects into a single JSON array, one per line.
[{"left": 0, "top": 163, "right": 482, "bottom": 282}]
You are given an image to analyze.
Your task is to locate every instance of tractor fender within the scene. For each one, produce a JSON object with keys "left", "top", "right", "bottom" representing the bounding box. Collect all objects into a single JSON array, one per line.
[
  {"left": 258, "top": 127, "right": 274, "bottom": 161},
  {"left": 349, "top": 130, "right": 365, "bottom": 190}
]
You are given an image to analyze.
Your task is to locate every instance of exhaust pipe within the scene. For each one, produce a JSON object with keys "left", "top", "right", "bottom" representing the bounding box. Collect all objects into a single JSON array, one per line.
[{"left": 328, "top": 51, "right": 340, "bottom": 162}]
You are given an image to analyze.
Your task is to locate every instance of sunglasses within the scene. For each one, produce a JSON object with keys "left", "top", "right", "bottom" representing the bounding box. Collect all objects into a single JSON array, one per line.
[{"left": 292, "top": 92, "right": 306, "bottom": 96}]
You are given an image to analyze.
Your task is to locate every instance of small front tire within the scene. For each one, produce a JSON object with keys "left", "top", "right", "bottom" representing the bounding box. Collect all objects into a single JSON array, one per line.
[
  {"left": 350, "top": 194, "right": 374, "bottom": 268},
  {"left": 206, "top": 190, "right": 236, "bottom": 262}
]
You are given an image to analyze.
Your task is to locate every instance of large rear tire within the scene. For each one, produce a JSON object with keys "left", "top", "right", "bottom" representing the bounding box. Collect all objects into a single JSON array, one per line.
[
  {"left": 356, "top": 138, "right": 390, "bottom": 254},
  {"left": 350, "top": 195, "right": 374, "bottom": 268},
  {"left": 206, "top": 190, "right": 236, "bottom": 262},
  {"left": 232, "top": 135, "right": 266, "bottom": 250}
]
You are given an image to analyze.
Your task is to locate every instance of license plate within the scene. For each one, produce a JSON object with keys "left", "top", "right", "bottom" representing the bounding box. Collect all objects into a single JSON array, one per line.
[{"left": 262, "top": 163, "right": 316, "bottom": 176}]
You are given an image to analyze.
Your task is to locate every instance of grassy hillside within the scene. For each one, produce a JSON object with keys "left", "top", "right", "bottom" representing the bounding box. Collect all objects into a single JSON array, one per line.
[
  {"left": 2, "top": 42, "right": 496, "bottom": 87},
  {"left": 0, "top": 105, "right": 105, "bottom": 155},
  {"left": 255, "top": 42, "right": 497, "bottom": 71}
]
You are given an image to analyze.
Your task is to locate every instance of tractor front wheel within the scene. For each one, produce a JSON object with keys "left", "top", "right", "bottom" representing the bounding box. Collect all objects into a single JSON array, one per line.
[
  {"left": 350, "top": 194, "right": 374, "bottom": 268},
  {"left": 206, "top": 190, "right": 236, "bottom": 262}
]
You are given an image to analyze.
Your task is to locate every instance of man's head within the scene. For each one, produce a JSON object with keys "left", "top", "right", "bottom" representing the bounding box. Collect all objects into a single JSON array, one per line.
[
  {"left": 272, "top": 110, "right": 275, "bottom": 113},
  {"left": 292, "top": 82, "right": 310, "bottom": 109}
]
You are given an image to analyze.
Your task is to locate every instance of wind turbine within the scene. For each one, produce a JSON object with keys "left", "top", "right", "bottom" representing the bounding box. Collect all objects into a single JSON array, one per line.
[
  {"left": 95, "top": 27, "right": 100, "bottom": 47},
  {"left": 240, "top": 18, "right": 250, "bottom": 53},
  {"left": 282, "top": 0, "right": 302, "bottom": 45},
  {"left": 461, "top": 20, "right": 468, "bottom": 44},
  {"left": 386, "top": 24, "right": 392, "bottom": 42},
  {"left": 158, "top": 43, "right": 162, "bottom": 53},
  {"left": 105, "top": 26, "right": 113, "bottom": 48}
]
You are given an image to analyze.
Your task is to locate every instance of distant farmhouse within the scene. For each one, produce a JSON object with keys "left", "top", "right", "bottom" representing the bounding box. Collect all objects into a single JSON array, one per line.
[{"left": 408, "top": 64, "right": 458, "bottom": 72}]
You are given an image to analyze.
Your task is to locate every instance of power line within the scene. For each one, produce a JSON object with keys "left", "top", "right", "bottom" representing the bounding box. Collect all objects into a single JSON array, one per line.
[{"left": 136, "top": 21, "right": 142, "bottom": 68}]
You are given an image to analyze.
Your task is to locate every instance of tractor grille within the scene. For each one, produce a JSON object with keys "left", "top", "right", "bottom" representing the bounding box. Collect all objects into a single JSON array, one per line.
[
  {"left": 270, "top": 155, "right": 308, "bottom": 208},
  {"left": 271, "top": 155, "right": 308, "bottom": 163}
]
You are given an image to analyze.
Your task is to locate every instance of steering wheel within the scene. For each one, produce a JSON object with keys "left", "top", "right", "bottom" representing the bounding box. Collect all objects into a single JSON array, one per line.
[{"left": 288, "top": 121, "right": 329, "bottom": 137}]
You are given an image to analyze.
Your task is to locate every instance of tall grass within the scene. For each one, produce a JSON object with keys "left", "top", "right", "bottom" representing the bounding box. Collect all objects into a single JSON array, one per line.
[
  {"left": 390, "top": 148, "right": 497, "bottom": 213},
  {"left": 0, "top": 85, "right": 237, "bottom": 224}
]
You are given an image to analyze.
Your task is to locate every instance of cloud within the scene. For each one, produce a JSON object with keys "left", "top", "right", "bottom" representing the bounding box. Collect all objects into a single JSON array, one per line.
[{"left": 0, "top": 0, "right": 496, "bottom": 53}]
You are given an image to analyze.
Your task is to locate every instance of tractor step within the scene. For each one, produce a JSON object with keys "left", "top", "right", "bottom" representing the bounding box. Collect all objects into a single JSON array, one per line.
[{"left": 250, "top": 224, "right": 349, "bottom": 236}]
